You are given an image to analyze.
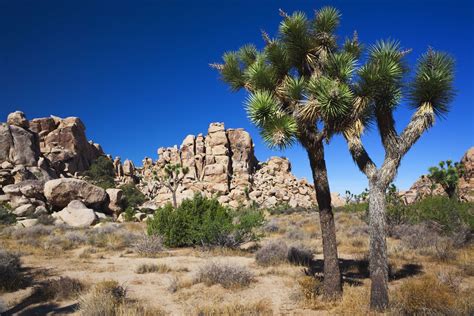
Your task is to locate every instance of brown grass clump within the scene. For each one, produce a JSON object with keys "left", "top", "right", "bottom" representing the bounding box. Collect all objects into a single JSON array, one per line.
[
  {"left": 195, "top": 261, "right": 253, "bottom": 288},
  {"left": 332, "top": 285, "right": 371, "bottom": 315},
  {"left": 297, "top": 276, "right": 322, "bottom": 301},
  {"left": 135, "top": 263, "right": 171, "bottom": 274},
  {"left": 133, "top": 234, "right": 163, "bottom": 257},
  {"left": 392, "top": 274, "right": 456, "bottom": 315},
  {"left": 77, "top": 280, "right": 127, "bottom": 316},
  {"left": 36, "top": 276, "right": 84, "bottom": 301},
  {"left": 255, "top": 240, "right": 288, "bottom": 266},
  {"left": 194, "top": 299, "right": 272, "bottom": 315}
]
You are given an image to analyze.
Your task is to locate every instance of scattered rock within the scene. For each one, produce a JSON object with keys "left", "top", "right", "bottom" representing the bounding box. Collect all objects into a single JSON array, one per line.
[{"left": 53, "top": 200, "right": 97, "bottom": 227}]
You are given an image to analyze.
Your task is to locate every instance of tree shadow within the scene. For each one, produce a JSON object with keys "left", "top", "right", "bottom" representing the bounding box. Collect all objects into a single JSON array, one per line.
[
  {"left": 3, "top": 302, "right": 78, "bottom": 316},
  {"left": 1, "top": 267, "right": 67, "bottom": 316},
  {"left": 303, "top": 258, "right": 423, "bottom": 286}
]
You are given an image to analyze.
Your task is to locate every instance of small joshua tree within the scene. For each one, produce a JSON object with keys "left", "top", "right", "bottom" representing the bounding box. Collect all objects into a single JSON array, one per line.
[
  {"left": 154, "top": 163, "right": 189, "bottom": 208},
  {"left": 427, "top": 160, "right": 464, "bottom": 199}
]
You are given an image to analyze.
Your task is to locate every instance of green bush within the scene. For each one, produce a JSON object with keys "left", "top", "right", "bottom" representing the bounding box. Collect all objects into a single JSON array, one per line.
[
  {"left": 119, "top": 184, "right": 146, "bottom": 221},
  {"left": 0, "top": 204, "right": 16, "bottom": 225},
  {"left": 405, "top": 196, "right": 473, "bottom": 232},
  {"left": 85, "top": 156, "right": 115, "bottom": 189},
  {"left": 120, "top": 184, "right": 146, "bottom": 210},
  {"left": 147, "top": 194, "right": 264, "bottom": 248},
  {"left": 335, "top": 202, "right": 368, "bottom": 214}
]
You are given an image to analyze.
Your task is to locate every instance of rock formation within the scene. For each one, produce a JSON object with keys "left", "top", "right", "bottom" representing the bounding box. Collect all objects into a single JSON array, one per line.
[
  {"left": 400, "top": 147, "right": 474, "bottom": 203},
  {"left": 29, "top": 115, "right": 103, "bottom": 175},
  {"left": 137, "top": 122, "right": 322, "bottom": 209}
]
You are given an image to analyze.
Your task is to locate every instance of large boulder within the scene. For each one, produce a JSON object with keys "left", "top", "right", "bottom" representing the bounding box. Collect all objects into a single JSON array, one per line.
[
  {"left": 0, "top": 123, "right": 40, "bottom": 166},
  {"left": 53, "top": 200, "right": 97, "bottom": 227},
  {"left": 44, "top": 178, "right": 108, "bottom": 209},
  {"left": 106, "top": 188, "right": 123, "bottom": 214}
]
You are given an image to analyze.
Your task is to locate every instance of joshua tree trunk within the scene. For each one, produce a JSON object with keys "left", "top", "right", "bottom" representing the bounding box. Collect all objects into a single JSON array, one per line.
[
  {"left": 301, "top": 128, "right": 342, "bottom": 299},
  {"left": 368, "top": 180, "right": 389, "bottom": 310},
  {"left": 171, "top": 188, "right": 177, "bottom": 208}
]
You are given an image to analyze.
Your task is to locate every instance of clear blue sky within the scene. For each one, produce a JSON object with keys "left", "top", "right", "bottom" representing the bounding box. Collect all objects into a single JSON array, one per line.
[{"left": 1, "top": 0, "right": 473, "bottom": 194}]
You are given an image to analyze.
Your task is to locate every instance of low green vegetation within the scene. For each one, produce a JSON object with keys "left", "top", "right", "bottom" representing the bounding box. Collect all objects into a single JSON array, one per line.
[
  {"left": 84, "top": 156, "right": 116, "bottom": 189},
  {"left": 427, "top": 160, "right": 465, "bottom": 199},
  {"left": 147, "top": 193, "right": 264, "bottom": 248},
  {"left": 120, "top": 183, "right": 146, "bottom": 221},
  {"left": 0, "top": 204, "right": 16, "bottom": 226}
]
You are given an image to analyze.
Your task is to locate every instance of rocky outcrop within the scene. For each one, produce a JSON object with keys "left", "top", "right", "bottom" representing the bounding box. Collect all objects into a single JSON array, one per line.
[
  {"left": 137, "top": 123, "right": 320, "bottom": 209},
  {"left": 400, "top": 147, "right": 474, "bottom": 203},
  {"left": 30, "top": 116, "right": 103, "bottom": 175},
  {"left": 44, "top": 178, "right": 108, "bottom": 210},
  {"left": 459, "top": 147, "right": 474, "bottom": 202}
]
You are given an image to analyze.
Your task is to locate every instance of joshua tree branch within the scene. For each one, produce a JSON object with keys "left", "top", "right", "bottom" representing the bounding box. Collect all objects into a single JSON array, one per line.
[
  {"left": 378, "top": 104, "right": 435, "bottom": 187},
  {"left": 344, "top": 134, "right": 377, "bottom": 180}
]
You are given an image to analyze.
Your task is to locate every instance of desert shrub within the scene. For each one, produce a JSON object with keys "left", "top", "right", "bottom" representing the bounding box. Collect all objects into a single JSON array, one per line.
[
  {"left": 0, "top": 250, "right": 23, "bottom": 292},
  {"left": 85, "top": 156, "right": 116, "bottom": 189},
  {"left": 12, "top": 224, "right": 54, "bottom": 239},
  {"left": 120, "top": 184, "right": 146, "bottom": 211},
  {"left": 87, "top": 225, "right": 140, "bottom": 250},
  {"left": 298, "top": 276, "right": 323, "bottom": 300},
  {"left": 195, "top": 299, "right": 272, "bottom": 315},
  {"left": 36, "top": 277, "right": 84, "bottom": 301},
  {"left": 77, "top": 280, "right": 126, "bottom": 316},
  {"left": 392, "top": 274, "right": 456, "bottom": 315},
  {"left": 285, "top": 228, "right": 307, "bottom": 240},
  {"left": 255, "top": 240, "right": 288, "bottom": 266},
  {"left": 263, "top": 219, "right": 280, "bottom": 233},
  {"left": 267, "top": 203, "right": 309, "bottom": 215},
  {"left": 133, "top": 234, "right": 163, "bottom": 257},
  {"left": 64, "top": 231, "right": 88, "bottom": 244},
  {"left": 0, "top": 204, "right": 16, "bottom": 225},
  {"left": 287, "top": 245, "right": 313, "bottom": 266},
  {"left": 195, "top": 261, "right": 253, "bottom": 288},
  {"left": 147, "top": 194, "right": 264, "bottom": 248},
  {"left": 36, "top": 214, "right": 55, "bottom": 225},
  {"left": 408, "top": 196, "right": 473, "bottom": 232},
  {"left": 335, "top": 202, "right": 368, "bottom": 214},
  {"left": 135, "top": 263, "right": 171, "bottom": 274}
]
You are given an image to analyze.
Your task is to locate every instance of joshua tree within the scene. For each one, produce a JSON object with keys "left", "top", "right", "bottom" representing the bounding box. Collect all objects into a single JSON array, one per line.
[
  {"left": 333, "top": 45, "right": 455, "bottom": 309},
  {"left": 427, "top": 160, "right": 464, "bottom": 199},
  {"left": 211, "top": 7, "right": 365, "bottom": 298},
  {"left": 154, "top": 163, "right": 189, "bottom": 208}
]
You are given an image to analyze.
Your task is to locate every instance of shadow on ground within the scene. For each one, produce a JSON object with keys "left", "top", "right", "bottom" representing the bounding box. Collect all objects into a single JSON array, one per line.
[{"left": 304, "top": 258, "right": 423, "bottom": 286}]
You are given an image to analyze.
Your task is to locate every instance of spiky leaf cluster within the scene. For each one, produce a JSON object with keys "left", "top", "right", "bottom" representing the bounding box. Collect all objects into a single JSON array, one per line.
[
  {"left": 214, "top": 6, "right": 456, "bottom": 152},
  {"left": 409, "top": 50, "right": 455, "bottom": 117}
]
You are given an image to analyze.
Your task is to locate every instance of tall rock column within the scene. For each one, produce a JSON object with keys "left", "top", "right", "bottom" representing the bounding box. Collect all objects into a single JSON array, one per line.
[{"left": 203, "top": 123, "right": 230, "bottom": 194}]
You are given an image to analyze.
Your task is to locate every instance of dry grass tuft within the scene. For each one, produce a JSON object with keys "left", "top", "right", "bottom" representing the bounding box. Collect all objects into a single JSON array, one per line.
[
  {"left": 77, "top": 280, "right": 127, "bottom": 316},
  {"left": 392, "top": 274, "right": 456, "bottom": 315},
  {"left": 133, "top": 235, "right": 163, "bottom": 257},
  {"left": 195, "top": 261, "right": 253, "bottom": 288},
  {"left": 135, "top": 263, "right": 171, "bottom": 274},
  {"left": 194, "top": 299, "right": 272, "bottom": 315},
  {"left": 332, "top": 285, "right": 370, "bottom": 315},
  {"left": 36, "top": 276, "right": 84, "bottom": 301}
]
